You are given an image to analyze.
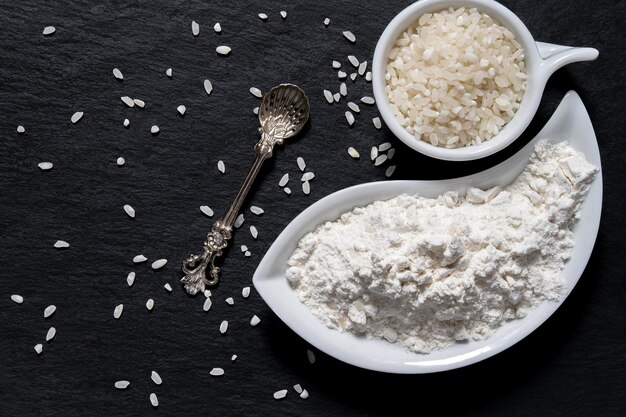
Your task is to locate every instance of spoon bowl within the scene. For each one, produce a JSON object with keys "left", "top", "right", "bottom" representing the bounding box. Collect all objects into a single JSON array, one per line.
[
  {"left": 253, "top": 91, "right": 602, "bottom": 373},
  {"left": 259, "top": 84, "right": 310, "bottom": 142}
]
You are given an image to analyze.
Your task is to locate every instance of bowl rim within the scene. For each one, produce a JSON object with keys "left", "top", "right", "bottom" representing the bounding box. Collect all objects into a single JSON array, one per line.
[{"left": 372, "top": 0, "right": 547, "bottom": 161}]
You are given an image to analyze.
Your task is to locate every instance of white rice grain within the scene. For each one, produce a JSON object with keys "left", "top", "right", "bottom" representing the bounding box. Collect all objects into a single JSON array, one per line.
[
  {"left": 361, "top": 96, "right": 375, "bottom": 105},
  {"left": 34, "top": 344, "right": 43, "bottom": 354},
  {"left": 166, "top": 68, "right": 172, "bottom": 77},
  {"left": 379, "top": 142, "right": 392, "bottom": 152},
  {"left": 123, "top": 204, "right": 135, "bottom": 218},
  {"left": 219, "top": 320, "right": 228, "bottom": 334},
  {"left": 250, "top": 226, "right": 258, "bottom": 239},
  {"left": 54, "top": 240, "right": 69, "bottom": 248},
  {"left": 164, "top": 283, "right": 172, "bottom": 292},
  {"left": 38, "top": 162, "right": 53, "bottom": 171},
  {"left": 17, "top": 125, "right": 25, "bottom": 134},
  {"left": 347, "top": 102, "right": 360, "bottom": 113},
  {"left": 11, "top": 295, "right": 24, "bottom": 304},
  {"left": 244, "top": 250, "right": 251, "bottom": 257},
  {"left": 385, "top": 165, "right": 396, "bottom": 177},
  {"left": 373, "top": 117, "right": 382, "bottom": 129},
  {"left": 323, "top": 90, "right": 333, "bottom": 104},
  {"left": 114, "top": 304, "right": 124, "bottom": 319},
  {"left": 231, "top": 354, "right": 237, "bottom": 361},
  {"left": 273, "top": 390, "right": 288, "bottom": 400},
  {"left": 387, "top": 148, "right": 396, "bottom": 159},
  {"left": 358, "top": 61, "right": 367, "bottom": 76},
  {"left": 280, "top": 11, "right": 287, "bottom": 19},
  {"left": 344, "top": 111, "right": 355, "bottom": 127},
  {"left": 127, "top": 272, "right": 135, "bottom": 287},
  {"left": 121, "top": 96, "right": 134, "bottom": 107},
  {"left": 307, "top": 349, "right": 316, "bottom": 364},
  {"left": 210, "top": 368, "right": 224, "bottom": 376},
  {"left": 234, "top": 214, "right": 244, "bottom": 228},
  {"left": 323, "top": 18, "right": 330, "bottom": 26},
  {"left": 340, "top": 83, "right": 347, "bottom": 96},
  {"left": 151, "top": 371, "right": 162, "bottom": 385},
  {"left": 200, "top": 206, "right": 214, "bottom": 217},
  {"left": 44, "top": 305, "right": 56, "bottom": 318},
  {"left": 297, "top": 157, "right": 306, "bottom": 171},
  {"left": 123, "top": 118, "right": 130, "bottom": 127},
  {"left": 258, "top": 13, "right": 268, "bottom": 21},
  {"left": 332, "top": 60, "right": 341, "bottom": 69},
  {"left": 250, "top": 315, "right": 260, "bottom": 326},
  {"left": 301, "top": 172, "right": 315, "bottom": 182},
  {"left": 365, "top": 71, "right": 372, "bottom": 81},
  {"left": 203, "top": 297, "right": 212, "bottom": 312},
  {"left": 350, "top": 73, "right": 357, "bottom": 81},
  {"left": 337, "top": 71, "right": 347, "bottom": 79},
  {"left": 374, "top": 154, "right": 388, "bottom": 166},
  {"left": 250, "top": 206, "right": 264, "bottom": 215},
  {"left": 302, "top": 181, "right": 311, "bottom": 195},
  {"left": 192, "top": 21, "right": 199, "bottom": 36},
  {"left": 241, "top": 245, "right": 248, "bottom": 252},
  {"left": 284, "top": 187, "right": 291, "bottom": 195},
  {"left": 348, "top": 147, "right": 360, "bottom": 159},
  {"left": 133, "top": 99, "right": 145, "bottom": 108},
  {"left": 115, "top": 381, "right": 130, "bottom": 389},
  {"left": 242, "top": 287, "right": 250, "bottom": 298},
  {"left": 217, "top": 160, "right": 225, "bottom": 174},
  {"left": 113, "top": 68, "right": 123, "bottom": 80},
  {"left": 214, "top": 23, "right": 221, "bottom": 33},
  {"left": 46, "top": 327, "right": 56, "bottom": 342},
  {"left": 249, "top": 87, "right": 262, "bottom": 98},
  {"left": 150, "top": 393, "right": 158, "bottom": 407},
  {"left": 225, "top": 297, "right": 234, "bottom": 305},
  {"left": 150, "top": 125, "right": 159, "bottom": 134},
  {"left": 293, "top": 384, "right": 303, "bottom": 394},
  {"left": 370, "top": 146, "right": 378, "bottom": 161},
  {"left": 151, "top": 259, "right": 167, "bottom": 270},
  {"left": 333, "top": 93, "right": 340, "bottom": 102},
  {"left": 253, "top": 107, "right": 259, "bottom": 115},
  {"left": 71, "top": 112, "right": 83, "bottom": 124},
  {"left": 204, "top": 79, "right": 213, "bottom": 95},
  {"left": 117, "top": 157, "right": 125, "bottom": 166},
  {"left": 146, "top": 298, "right": 154, "bottom": 311},
  {"left": 300, "top": 389, "right": 309, "bottom": 399},
  {"left": 133, "top": 255, "right": 147, "bottom": 263},
  {"left": 177, "top": 105, "right": 186, "bottom": 116},
  {"left": 342, "top": 31, "right": 356, "bottom": 43},
  {"left": 216, "top": 45, "right": 231, "bottom": 55},
  {"left": 348, "top": 55, "right": 359, "bottom": 67},
  {"left": 43, "top": 26, "right": 56, "bottom": 36}
]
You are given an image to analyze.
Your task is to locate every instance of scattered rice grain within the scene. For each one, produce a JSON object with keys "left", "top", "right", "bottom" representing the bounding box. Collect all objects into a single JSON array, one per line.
[
  {"left": 323, "top": 18, "right": 330, "bottom": 26},
  {"left": 220, "top": 320, "right": 228, "bottom": 334},
  {"left": 307, "top": 349, "right": 316, "bottom": 364},
  {"left": 166, "top": 68, "right": 172, "bottom": 77},
  {"left": 146, "top": 298, "right": 154, "bottom": 311},
  {"left": 293, "top": 384, "right": 303, "bottom": 394},
  {"left": 192, "top": 21, "right": 199, "bottom": 36},
  {"left": 250, "top": 206, "right": 264, "bottom": 215},
  {"left": 151, "top": 371, "right": 162, "bottom": 385},
  {"left": 177, "top": 105, "right": 186, "bottom": 116},
  {"left": 302, "top": 181, "right": 311, "bottom": 195},
  {"left": 133, "top": 99, "right": 145, "bottom": 108},
  {"left": 204, "top": 79, "right": 213, "bottom": 95},
  {"left": 234, "top": 214, "right": 245, "bottom": 228},
  {"left": 249, "top": 87, "right": 262, "bottom": 98},
  {"left": 11, "top": 295, "right": 23, "bottom": 304},
  {"left": 133, "top": 255, "right": 147, "bottom": 263},
  {"left": 370, "top": 146, "right": 378, "bottom": 160},
  {"left": 203, "top": 297, "right": 212, "bottom": 312},
  {"left": 44, "top": 305, "right": 56, "bottom": 318},
  {"left": 216, "top": 45, "right": 231, "bottom": 55},
  {"left": 38, "top": 162, "right": 53, "bottom": 170},
  {"left": 231, "top": 354, "right": 237, "bottom": 361},
  {"left": 347, "top": 102, "right": 360, "bottom": 113},
  {"left": 358, "top": 61, "right": 367, "bottom": 75},
  {"left": 385, "top": 165, "right": 396, "bottom": 177},
  {"left": 240, "top": 245, "right": 248, "bottom": 252},
  {"left": 250, "top": 315, "right": 260, "bottom": 326},
  {"left": 323, "top": 90, "right": 333, "bottom": 104},
  {"left": 123, "top": 204, "right": 135, "bottom": 218},
  {"left": 340, "top": 83, "right": 347, "bottom": 96},
  {"left": 242, "top": 287, "right": 250, "bottom": 298},
  {"left": 117, "top": 157, "right": 125, "bottom": 166},
  {"left": 345, "top": 111, "right": 355, "bottom": 127},
  {"left": 273, "top": 390, "right": 288, "bottom": 400},
  {"left": 121, "top": 96, "right": 134, "bottom": 107},
  {"left": 250, "top": 226, "right": 258, "bottom": 239},
  {"left": 337, "top": 71, "right": 347, "bottom": 79},
  {"left": 217, "top": 160, "right": 225, "bottom": 173},
  {"left": 113, "top": 68, "right": 123, "bottom": 80},
  {"left": 348, "top": 147, "right": 360, "bottom": 159},
  {"left": 297, "top": 157, "right": 306, "bottom": 171},
  {"left": 150, "top": 125, "right": 159, "bottom": 134},
  {"left": 300, "top": 389, "right": 309, "bottom": 399},
  {"left": 225, "top": 297, "right": 234, "bottom": 305},
  {"left": 45, "top": 327, "right": 56, "bottom": 342},
  {"left": 127, "top": 272, "right": 135, "bottom": 287},
  {"left": 114, "top": 304, "right": 124, "bottom": 319},
  {"left": 210, "top": 368, "right": 224, "bottom": 376},
  {"left": 373, "top": 117, "right": 382, "bottom": 129},
  {"left": 374, "top": 154, "right": 388, "bottom": 166},
  {"left": 17, "top": 125, "right": 25, "bottom": 134},
  {"left": 333, "top": 93, "right": 340, "bottom": 102},
  {"left": 280, "top": 11, "right": 287, "bottom": 19},
  {"left": 123, "top": 118, "right": 130, "bottom": 127},
  {"left": 244, "top": 250, "right": 251, "bottom": 257},
  {"left": 164, "top": 283, "right": 172, "bottom": 292},
  {"left": 284, "top": 187, "right": 291, "bottom": 195},
  {"left": 151, "top": 259, "right": 167, "bottom": 270},
  {"left": 332, "top": 60, "right": 341, "bottom": 69},
  {"left": 342, "top": 31, "right": 356, "bottom": 43},
  {"left": 258, "top": 13, "right": 268, "bottom": 21},
  {"left": 365, "top": 71, "right": 372, "bottom": 81},
  {"left": 54, "top": 240, "right": 69, "bottom": 248},
  {"left": 71, "top": 112, "right": 83, "bottom": 124},
  {"left": 387, "top": 148, "right": 395, "bottom": 159},
  {"left": 378, "top": 142, "right": 392, "bottom": 152},
  {"left": 361, "top": 96, "right": 375, "bottom": 105},
  {"left": 200, "top": 205, "right": 214, "bottom": 217},
  {"left": 348, "top": 55, "right": 359, "bottom": 67},
  {"left": 43, "top": 26, "right": 56, "bottom": 36},
  {"left": 34, "top": 344, "right": 43, "bottom": 354},
  {"left": 214, "top": 23, "right": 221, "bottom": 33},
  {"left": 350, "top": 73, "right": 357, "bottom": 81},
  {"left": 301, "top": 172, "right": 315, "bottom": 182},
  {"left": 150, "top": 393, "right": 158, "bottom": 407},
  {"left": 115, "top": 381, "right": 130, "bottom": 389}
]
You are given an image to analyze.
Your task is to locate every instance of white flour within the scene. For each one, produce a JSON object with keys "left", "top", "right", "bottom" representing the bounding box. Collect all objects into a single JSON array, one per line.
[{"left": 287, "top": 141, "right": 597, "bottom": 353}]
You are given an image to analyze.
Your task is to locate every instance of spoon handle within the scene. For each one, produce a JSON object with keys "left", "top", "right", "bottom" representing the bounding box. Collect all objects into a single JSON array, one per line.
[{"left": 180, "top": 132, "right": 277, "bottom": 295}]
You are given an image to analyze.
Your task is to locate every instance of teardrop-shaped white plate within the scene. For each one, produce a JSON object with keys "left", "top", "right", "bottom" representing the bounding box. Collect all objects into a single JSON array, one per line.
[{"left": 253, "top": 91, "right": 602, "bottom": 373}]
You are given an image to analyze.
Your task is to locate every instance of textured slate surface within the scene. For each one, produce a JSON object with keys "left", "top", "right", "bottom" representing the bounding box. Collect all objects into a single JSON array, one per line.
[{"left": 0, "top": 0, "right": 624, "bottom": 416}]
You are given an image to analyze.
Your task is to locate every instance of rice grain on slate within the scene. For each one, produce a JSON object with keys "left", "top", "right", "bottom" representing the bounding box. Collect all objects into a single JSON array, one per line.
[
  {"left": 177, "top": 105, "right": 186, "bottom": 115},
  {"left": 214, "top": 23, "right": 222, "bottom": 32},
  {"left": 280, "top": 11, "right": 287, "bottom": 19},
  {"left": 250, "top": 315, "right": 261, "bottom": 326},
  {"left": 133, "top": 255, "right": 147, "bottom": 263},
  {"left": 323, "top": 90, "right": 334, "bottom": 104},
  {"left": 301, "top": 389, "right": 310, "bottom": 399},
  {"left": 340, "top": 83, "right": 347, "bottom": 96},
  {"left": 249, "top": 87, "right": 262, "bottom": 98},
  {"left": 150, "top": 125, "right": 159, "bottom": 134},
  {"left": 293, "top": 384, "right": 303, "bottom": 394},
  {"left": 204, "top": 80, "right": 213, "bottom": 95},
  {"left": 284, "top": 187, "right": 292, "bottom": 195},
  {"left": 151, "top": 259, "right": 167, "bottom": 270},
  {"left": 216, "top": 45, "right": 231, "bottom": 55},
  {"left": 43, "top": 26, "right": 56, "bottom": 36},
  {"left": 115, "top": 381, "right": 130, "bottom": 389},
  {"left": 333, "top": 93, "right": 340, "bottom": 102},
  {"left": 71, "top": 112, "right": 84, "bottom": 124},
  {"left": 301, "top": 172, "right": 315, "bottom": 182},
  {"left": 121, "top": 96, "right": 134, "bottom": 107},
  {"left": 348, "top": 102, "right": 360, "bottom": 113},
  {"left": 250, "top": 226, "right": 258, "bottom": 239},
  {"left": 307, "top": 349, "right": 316, "bottom": 364},
  {"left": 11, "top": 294, "right": 24, "bottom": 304},
  {"left": 388, "top": 148, "right": 396, "bottom": 159},
  {"left": 200, "top": 206, "right": 214, "bottom": 217},
  {"left": 150, "top": 393, "right": 158, "bottom": 407},
  {"left": 210, "top": 368, "right": 224, "bottom": 376},
  {"left": 220, "top": 320, "right": 228, "bottom": 334},
  {"left": 373, "top": 117, "right": 382, "bottom": 129},
  {"left": 46, "top": 327, "right": 56, "bottom": 342},
  {"left": 113, "top": 304, "right": 124, "bottom": 319},
  {"left": 203, "top": 297, "right": 212, "bottom": 312},
  {"left": 361, "top": 96, "right": 375, "bottom": 105},
  {"left": 370, "top": 146, "right": 378, "bottom": 161},
  {"left": 386, "top": 165, "right": 397, "bottom": 177},
  {"left": 164, "top": 283, "right": 172, "bottom": 292},
  {"left": 258, "top": 13, "right": 268, "bottom": 21},
  {"left": 127, "top": 272, "right": 135, "bottom": 287},
  {"left": 348, "top": 147, "right": 360, "bottom": 159},
  {"left": 345, "top": 111, "right": 355, "bottom": 126},
  {"left": 192, "top": 21, "right": 199, "bottom": 36},
  {"left": 225, "top": 297, "right": 234, "bottom": 305},
  {"left": 146, "top": 299, "right": 154, "bottom": 311},
  {"left": 166, "top": 68, "right": 172, "bottom": 77},
  {"left": 350, "top": 73, "right": 357, "bottom": 81},
  {"left": 244, "top": 250, "right": 251, "bottom": 257},
  {"left": 324, "top": 18, "right": 330, "bottom": 26},
  {"left": 34, "top": 344, "right": 43, "bottom": 354},
  {"left": 242, "top": 287, "right": 250, "bottom": 298},
  {"left": 297, "top": 157, "right": 306, "bottom": 171},
  {"left": 151, "top": 371, "right": 162, "bottom": 385},
  {"left": 217, "top": 160, "right": 225, "bottom": 173},
  {"left": 379, "top": 142, "right": 392, "bottom": 151},
  {"left": 133, "top": 99, "right": 145, "bottom": 108},
  {"left": 273, "top": 390, "right": 288, "bottom": 400},
  {"left": 54, "top": 240, "right": 69, "bottom": 248},
  {"left": 113, "top": 68, "right": 123, "bottom": 80},
  {"left": 250, "top": 206, "right": 264, "bottom": 215},
  {"left": 234, "top": 214, "right": 245, "bottom": 228},
  {"left": 117, "top": 157, "right": 125, "bottom": 166},
  {"left": 338, "top": 71, "right": 347, "bottom": 79},
  {"left": 348, "top": 55, "right": 359, "bottom": 67},
  {"left": 374, "top": 154, "right": 388, "bottom": 166},
  {"left": 123, "top": 118, "right": 130, "bottom": 127},
  {"left": 123, "top": 204, "right": 135, "bottom": 218},
  {"left": 38, "top": 162, "right": 53, "bottom": 170},
  {"left": 44, "top": 305, "right": 56, "bottom": 318},
  {"left": 302, "top": 181, "right": 311, "bottom": 195},
  {"left": 17, "top": 125, "right": 25, "bottom": 133},
  {"left": 332, "top": 60, "right": 341, "bottom": 69},
  {"left": 366, "top": 71, "right": 372, "bottom": 81},
  {"left": 358, "top": 61, "right": 367, "bottom": 75},
  {"left": 342, "top": 31, "right": 356, "bottom": 43},
  {"left": 385, "top": 7, "right": 526, "bottom": 148}
]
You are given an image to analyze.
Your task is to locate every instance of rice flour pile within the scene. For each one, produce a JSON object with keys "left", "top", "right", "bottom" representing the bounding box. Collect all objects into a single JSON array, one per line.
[{"left": 287, "top": 141, "right": 596, "bottom": 353}]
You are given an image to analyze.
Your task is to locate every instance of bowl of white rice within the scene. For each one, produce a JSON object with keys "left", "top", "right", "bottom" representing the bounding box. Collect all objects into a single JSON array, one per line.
[{"left": 372, "top": 0, "right": 598, "bottom": 161}]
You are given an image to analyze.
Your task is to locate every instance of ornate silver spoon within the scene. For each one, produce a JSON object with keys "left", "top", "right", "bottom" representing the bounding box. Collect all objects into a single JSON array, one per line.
[{"left": 181, "top": 83, "right": 310, "bottom": 295}]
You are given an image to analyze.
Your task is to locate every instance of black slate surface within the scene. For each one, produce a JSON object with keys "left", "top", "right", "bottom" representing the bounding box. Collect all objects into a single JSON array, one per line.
[{"left": 1, "top": 1, "right": 624, "bottom": 416}]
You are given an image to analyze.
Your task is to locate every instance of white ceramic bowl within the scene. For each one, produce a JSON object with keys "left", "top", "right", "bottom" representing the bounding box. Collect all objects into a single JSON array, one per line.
[
  {"left": 253, "top": 91, "right": 602, "bottom": 373},
  {"left": 372, "top": 0, "right": 598, "bottom": 161}
]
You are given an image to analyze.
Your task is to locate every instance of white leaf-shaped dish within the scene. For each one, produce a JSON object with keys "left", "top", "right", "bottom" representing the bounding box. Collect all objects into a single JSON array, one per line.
[{"left": 253, "top": 91, "right": 602, "bottom": 373}]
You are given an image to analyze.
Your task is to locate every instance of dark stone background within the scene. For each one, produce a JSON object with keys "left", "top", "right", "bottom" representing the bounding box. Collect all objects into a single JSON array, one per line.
[{"left": 0, "top": 0, "right": 624, "bottom": 416}]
